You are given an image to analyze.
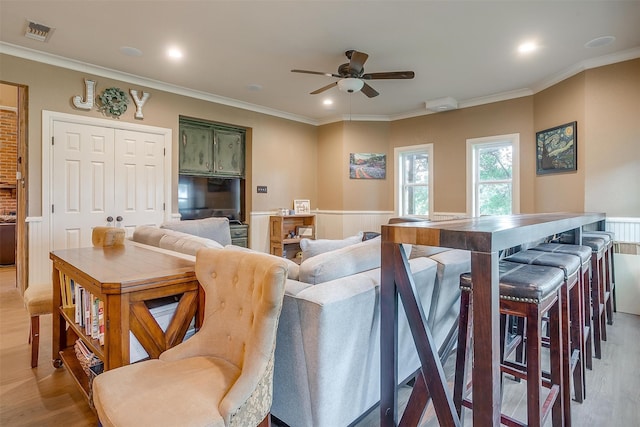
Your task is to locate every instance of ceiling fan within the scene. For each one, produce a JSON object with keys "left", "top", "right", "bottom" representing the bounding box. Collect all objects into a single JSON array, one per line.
[{"left": 291, "top": 50, "right": 415, "bottom": 98}]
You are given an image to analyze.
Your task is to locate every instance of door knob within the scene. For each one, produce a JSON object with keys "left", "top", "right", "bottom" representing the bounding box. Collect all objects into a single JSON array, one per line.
[
  {"left": 116, "top": 216, "right": 123, "bottom": 222},
  {"left": 107, "top": 216, "right": 114, "bottom": 223}
]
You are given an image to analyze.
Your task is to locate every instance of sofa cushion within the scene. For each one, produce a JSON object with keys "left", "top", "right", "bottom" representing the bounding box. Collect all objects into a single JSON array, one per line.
[
  {"left": 298, "top": 236, "right": 380, "bottom": 285},
  {"left": 160, "top": 217, "right": 232, "bottom": 246},
  {"left": 159, "top": 233, "right": 223, "bottom": 256},
  {"left": 132, "top": 225, "right": 169, "bottom": 247},
  {"left": 300, "top": 232, "right": 363, "bottom": 262}
]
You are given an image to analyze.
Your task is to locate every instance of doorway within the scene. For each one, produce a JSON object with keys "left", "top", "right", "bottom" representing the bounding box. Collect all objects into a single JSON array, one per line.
[{"left": 0, "top": 82, "right": 28, "bottom": 294}]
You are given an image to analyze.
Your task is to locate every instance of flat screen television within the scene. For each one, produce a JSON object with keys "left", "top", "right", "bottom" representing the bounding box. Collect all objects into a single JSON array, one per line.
[{"left": 178, "top": 176, "right": 243, "bottom": 222}]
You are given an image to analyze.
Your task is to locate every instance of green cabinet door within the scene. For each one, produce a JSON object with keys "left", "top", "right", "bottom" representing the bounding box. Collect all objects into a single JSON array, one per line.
[
  {"left": 179, "top": 125, "right": 214, "bottom": 175},
  {"left": 213, "top": 129, "right": 245, "bottom": 177}
]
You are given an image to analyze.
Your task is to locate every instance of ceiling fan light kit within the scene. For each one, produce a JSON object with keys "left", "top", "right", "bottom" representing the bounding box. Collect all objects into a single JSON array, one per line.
[
  {"left": 337, "top": 78, "right": 364, "bottom": 93},
  {"left": 425, "top": 96, "right": 458, "bottom": 112}
]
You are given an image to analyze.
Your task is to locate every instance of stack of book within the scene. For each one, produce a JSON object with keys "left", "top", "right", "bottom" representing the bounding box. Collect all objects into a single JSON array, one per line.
[{"left": 59, "top": 271, "right": 104, "bottom": 346}]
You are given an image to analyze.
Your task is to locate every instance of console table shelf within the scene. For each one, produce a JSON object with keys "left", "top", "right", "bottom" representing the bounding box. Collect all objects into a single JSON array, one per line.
[{"left": 51, "top": 243, "right": 202, "bottom": 403}]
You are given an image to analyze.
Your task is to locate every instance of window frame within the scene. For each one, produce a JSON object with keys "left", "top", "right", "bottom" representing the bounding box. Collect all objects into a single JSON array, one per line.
[
  {"left": 466, "top": 134, "right": 520, "bottom": 217},
  {"left": 394, "top": 143, "right": 434, "bottom": 218}
]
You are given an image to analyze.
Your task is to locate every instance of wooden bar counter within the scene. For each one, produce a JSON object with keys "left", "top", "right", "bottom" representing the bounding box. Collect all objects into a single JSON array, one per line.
[
  {"left": 51, "top": 243, "right": 201, "bottom": 403},
  {"left": 380, "top": 212, "right": 605, "bottom": 426}
]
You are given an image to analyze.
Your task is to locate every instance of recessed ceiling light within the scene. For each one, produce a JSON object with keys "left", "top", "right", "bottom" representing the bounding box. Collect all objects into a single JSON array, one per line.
[
  {"left": 517, "top": 42, "right": 537, "bottom": 54},
  {"left": 167, "top": 47, "right": 183, "bottom": 59},
  {"left": 323, "top": 99, "right": 333, "bottom": 106},
  {"left": 120, "top": 46, "right": 142, "bottom": 57},
  {"left": 585, "top": 36, "right": 616, "bottom": 48}
]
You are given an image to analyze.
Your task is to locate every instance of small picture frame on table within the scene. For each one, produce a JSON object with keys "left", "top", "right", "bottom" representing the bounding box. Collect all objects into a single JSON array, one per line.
[
  {"left": 296, "top": 226, "right": 314, "bottom": 238},
  {"left": 293, "top": 199, "right": 310, "bottom": 215}
]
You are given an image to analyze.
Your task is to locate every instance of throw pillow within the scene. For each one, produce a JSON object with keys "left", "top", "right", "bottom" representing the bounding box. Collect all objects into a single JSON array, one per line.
[{"left": 300, "top": 232, "right": 364, "bottom": 262}]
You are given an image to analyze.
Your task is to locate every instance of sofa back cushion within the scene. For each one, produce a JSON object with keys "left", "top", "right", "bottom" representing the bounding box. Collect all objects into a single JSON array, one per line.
[
  {"left": 132, "top": 225, "right": 169, "bottom": 247},
  {"left": 160, "top": 217, "right": 232, "bottom": 246},
  {"left": 299, "top": 232, "right": 363, "bottom": 262},
  {"left": 298, "top": 236, "right": 381, "bottom": 285},
  {"left": 159, "top": 233, "right": 223, "bottom": 256},
  {"left": 223, "top": 244, "right": 300, "bottom": 281}
]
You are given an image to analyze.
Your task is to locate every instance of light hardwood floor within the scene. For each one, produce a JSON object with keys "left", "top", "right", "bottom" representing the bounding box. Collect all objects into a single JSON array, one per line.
[{"left": 1, "top": 266, "right": 639, "bottom": 426}]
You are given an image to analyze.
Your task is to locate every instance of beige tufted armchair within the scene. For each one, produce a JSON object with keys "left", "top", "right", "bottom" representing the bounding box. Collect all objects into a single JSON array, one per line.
[{"left": 92, "top": 248, "right": 288, "bottom": 427}]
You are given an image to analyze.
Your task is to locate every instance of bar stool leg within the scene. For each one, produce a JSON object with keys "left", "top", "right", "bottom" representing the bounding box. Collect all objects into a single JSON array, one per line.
[{"left": 591, "top": 255, "right": 605, "bottom": 359}]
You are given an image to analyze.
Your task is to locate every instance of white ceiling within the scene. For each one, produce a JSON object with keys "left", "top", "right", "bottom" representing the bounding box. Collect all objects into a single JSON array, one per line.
[{"left": 1, "top": 1, "right": 640, "bottom": 124}]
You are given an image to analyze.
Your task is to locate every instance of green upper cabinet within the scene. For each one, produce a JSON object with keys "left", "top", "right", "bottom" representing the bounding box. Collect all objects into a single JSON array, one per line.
[
  {"left": 179, "top": 118, "right": 245, "bottom": 178},
  {"left": 179, "top": 125, "right": 214, "bottom": 175},
  {"left": 213, "top": 129, "right": 245, "bottom": 177}
]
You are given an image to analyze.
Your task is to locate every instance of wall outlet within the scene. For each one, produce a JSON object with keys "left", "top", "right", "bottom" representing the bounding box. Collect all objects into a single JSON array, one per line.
[{"left": 257, "top": 186, "right": 268, "bottom": 193}]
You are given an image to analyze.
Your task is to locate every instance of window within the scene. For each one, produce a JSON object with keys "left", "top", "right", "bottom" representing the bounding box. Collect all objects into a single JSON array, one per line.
[
  {"left": 394, "top": 144, "right": 433, "bottom": 217},
  {"left": 467, "top": 134, "right": 520, "bottom": 217}
]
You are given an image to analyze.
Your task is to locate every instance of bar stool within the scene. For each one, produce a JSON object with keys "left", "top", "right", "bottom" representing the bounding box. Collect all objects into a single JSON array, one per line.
[
  {"left": 454, "top": 261, "right": 566, "bottom": 427},
  {"left": 583, "top": 231, "right": 616, "bottom": 323},
  {"left": 581, "top": 236, "right": 608, "bottom": 359},
  {"left": 531, "top": 243, "right": 593, "bottom": 371},
  {"left": 505, "top": 249, "right": 584, "bottom": 411}
]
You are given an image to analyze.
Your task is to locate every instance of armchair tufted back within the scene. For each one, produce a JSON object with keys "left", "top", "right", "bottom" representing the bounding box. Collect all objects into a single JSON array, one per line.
[{"left": 194, "top": 248, "right": 288, "bottom": 370}]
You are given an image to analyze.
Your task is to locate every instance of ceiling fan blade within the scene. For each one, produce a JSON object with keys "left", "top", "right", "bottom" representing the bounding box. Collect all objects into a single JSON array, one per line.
[
  {"left": 292, "top": 69, "right": 340, "bottom": 78},
  {"left": 310, "top": 82, "right": 338, "bottom": 95},
  {"left": 362, "top": 71, "right": 415, "bottom": 80},
  {"left": 347, "top": 50, "right": 369, "bottom": 75},
  {"left": 360, "top": 82, "right": 379, "bottom": 98}
]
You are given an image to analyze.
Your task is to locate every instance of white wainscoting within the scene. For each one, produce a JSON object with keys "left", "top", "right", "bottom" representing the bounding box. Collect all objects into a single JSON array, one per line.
[
  {"left": 26, "top": 217, "right": 49, "bottom": 287},
  {"left": 606, "top": 217, "right": 640, "bottom": 243}
]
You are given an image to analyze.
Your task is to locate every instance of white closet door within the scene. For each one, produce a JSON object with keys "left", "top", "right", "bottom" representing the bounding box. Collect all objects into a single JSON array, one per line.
[
  {"left": 52, "top": 122, "right": 166, "bottom": 250},
  {"left": 113, "top": 129, "right": 165, "bottom": 235},
  {"left": 52, "top": 121, "right": 115, "bottom": 250}
]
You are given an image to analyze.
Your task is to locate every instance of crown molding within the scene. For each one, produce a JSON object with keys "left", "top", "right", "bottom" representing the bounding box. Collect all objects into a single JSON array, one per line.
[
  {"left": 531, "top": 46, "right": 640, "bottom": 94},
  {"left": 0, "top": 42, "right": 319, "bottom": 126},
  {"left": 2, "top": 42, "right": 638, "bottom": 127}
]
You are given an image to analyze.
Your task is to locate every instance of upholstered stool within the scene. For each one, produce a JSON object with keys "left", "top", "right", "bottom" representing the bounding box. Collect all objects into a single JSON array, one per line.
[
  {"left": 454, "top": 261, "right": 566, "bottom": 427},
  {"left": 23, "top": 284, "right": 53, "bottom": 368},
  {"left": 584, "top": 231, "right": 616, "bottom": 323},
  {"left": 531, "top": 243, "right": 593, "bottom": 371},
  {"left": 505, "top": 249, "right": 583, "bottom": 409},
  {"left": 582, "top": 236, "right": 608, "bottom": 359}
]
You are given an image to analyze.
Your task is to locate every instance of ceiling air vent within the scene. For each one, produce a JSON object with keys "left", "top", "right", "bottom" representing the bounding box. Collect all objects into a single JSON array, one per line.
[{"left": 24, "top": 20, "right": 54, "bottom": 42}]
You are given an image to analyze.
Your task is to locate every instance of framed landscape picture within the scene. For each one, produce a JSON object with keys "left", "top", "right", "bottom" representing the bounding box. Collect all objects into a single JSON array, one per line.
[
  {"left": 536, "top": 121, "right": 577, "bottom": 175},
  {"left": 349, "top": 153, "right": 386, "bottom": 179}
]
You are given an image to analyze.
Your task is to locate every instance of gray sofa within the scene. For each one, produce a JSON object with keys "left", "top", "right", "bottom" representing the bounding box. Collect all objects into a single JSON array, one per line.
[{"left": 128, "top": 222, "right": 468, "bottom": 427}]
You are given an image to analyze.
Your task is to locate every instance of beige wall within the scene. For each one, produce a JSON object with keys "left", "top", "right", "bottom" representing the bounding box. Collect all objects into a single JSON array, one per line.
[
  {"left": 584, "top": 59, "right": 640, "bottom": 217},
  {"left": 389, "top": 97, "right": 535, "bottom": 214},
  {"left": 2, "top": 52, "right": 638, "bottom": 222},
  {"left": 317, "top": 120, "right": 392, "bottom": 211},
  {"left": 533, "top": 73, "right": 587, "bottom": 213},
  {"left": 0, "top": 54, "right": 317, "bottom": 218}
]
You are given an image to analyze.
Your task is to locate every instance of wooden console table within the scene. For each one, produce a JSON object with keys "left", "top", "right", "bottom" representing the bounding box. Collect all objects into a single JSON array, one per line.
[
  {"left": 51, "top": 243, "right": 202, "bottom": 403},
  {"left": 380, "top": 212, "right": 605, "bottom": 426}
]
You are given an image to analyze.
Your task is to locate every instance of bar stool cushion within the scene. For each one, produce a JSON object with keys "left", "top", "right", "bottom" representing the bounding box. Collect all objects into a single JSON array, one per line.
[
  {"left": 584, "top": 231, "right": 614, "bottom": 243},
  {"left": 505, "top": 249, "right": 580, "bottom": 280},
  {"left": 582, "top": 236, "right": 607, "bottom": 254},
  {"left": 531, "top": 243, "right": 591, "bottom": 265},
  {"left": 460, "top": 261, "right": 564, "bottom": 303}
]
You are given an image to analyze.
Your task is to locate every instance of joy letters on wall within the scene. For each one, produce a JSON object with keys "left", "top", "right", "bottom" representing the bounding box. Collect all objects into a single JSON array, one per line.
[{"left": 72, "top": 78, "right": 150, "bottom": 119}]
